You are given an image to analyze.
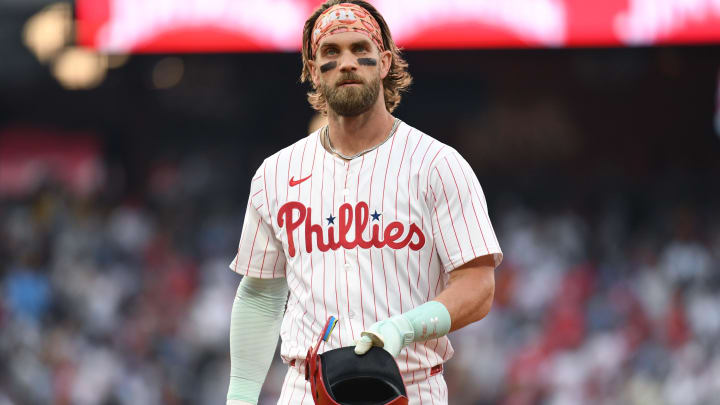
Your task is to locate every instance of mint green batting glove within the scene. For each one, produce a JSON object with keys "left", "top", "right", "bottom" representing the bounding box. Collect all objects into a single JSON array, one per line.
[{"left": 354, "top": 301, "right": 451, "bottom": 358}]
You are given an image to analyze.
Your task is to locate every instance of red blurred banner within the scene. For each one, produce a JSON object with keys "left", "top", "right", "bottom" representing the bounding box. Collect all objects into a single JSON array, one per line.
[
  {"left": 76, "top": 0, "right": 720, "bottom": 53},
  {"left": 0, "top": 129, "right": 104, "bottom": 197}
]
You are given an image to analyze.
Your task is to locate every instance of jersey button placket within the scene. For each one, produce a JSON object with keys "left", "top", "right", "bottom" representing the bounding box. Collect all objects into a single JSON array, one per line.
[{"left": 343, "top": 160, "right": 362, "bottom": 339}]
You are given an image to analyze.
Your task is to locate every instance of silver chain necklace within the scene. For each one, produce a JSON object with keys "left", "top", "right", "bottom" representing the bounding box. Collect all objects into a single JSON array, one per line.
[{"left": 324, "top": 118, "right": 401, "bottom": 161}]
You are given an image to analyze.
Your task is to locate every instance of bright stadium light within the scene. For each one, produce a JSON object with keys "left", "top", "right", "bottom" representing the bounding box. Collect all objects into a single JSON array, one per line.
[
  {"left": 22, "top": 2, "right": 73, "bottom": 63},
  {"left": 51, "top": 47, "right": 108, "bottom": 90}
]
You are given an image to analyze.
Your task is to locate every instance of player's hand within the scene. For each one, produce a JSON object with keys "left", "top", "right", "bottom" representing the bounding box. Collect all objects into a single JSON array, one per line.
[{"left": 353, "top": 315, "right": 414, "bottom": 358}]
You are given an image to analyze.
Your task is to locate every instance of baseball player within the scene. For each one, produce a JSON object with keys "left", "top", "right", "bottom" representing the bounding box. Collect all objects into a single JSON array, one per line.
[{"left": 227, "top": 1, "right": 503, "bottom": 404}]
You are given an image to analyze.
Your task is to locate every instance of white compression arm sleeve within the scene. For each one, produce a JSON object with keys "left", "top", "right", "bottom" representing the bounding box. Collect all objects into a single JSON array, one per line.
[{"left": 227, "top": 276, "right": 288, "bottom": 405}]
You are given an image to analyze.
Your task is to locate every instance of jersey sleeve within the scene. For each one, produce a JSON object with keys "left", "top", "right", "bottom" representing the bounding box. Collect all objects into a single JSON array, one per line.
[
  {"left": 229, "top": 162, "right": 287, "bottom": 279},
  {"left": 427, "top": 150, "right": 503, "bottom": 272}
]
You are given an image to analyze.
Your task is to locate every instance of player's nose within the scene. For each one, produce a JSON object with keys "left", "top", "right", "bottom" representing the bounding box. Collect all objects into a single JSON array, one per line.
[{"left": 337, "top": 51, "right": 358, "bottom": 72}]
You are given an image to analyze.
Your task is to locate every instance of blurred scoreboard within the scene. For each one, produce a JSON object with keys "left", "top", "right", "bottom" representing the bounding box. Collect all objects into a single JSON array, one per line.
[{"left": 76, "top": 0, "right": 720, "bottom": 53}]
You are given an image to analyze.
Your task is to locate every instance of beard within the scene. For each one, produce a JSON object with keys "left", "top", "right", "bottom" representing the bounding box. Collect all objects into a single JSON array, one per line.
[{"left": 320, "top": 72, "right": 381, "bottom": 117}]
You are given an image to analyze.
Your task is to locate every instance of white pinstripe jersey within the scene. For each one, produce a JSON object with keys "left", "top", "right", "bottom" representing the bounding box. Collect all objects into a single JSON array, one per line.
[{"left": 229, "top": 121, "right": 503, "bottom": 383}]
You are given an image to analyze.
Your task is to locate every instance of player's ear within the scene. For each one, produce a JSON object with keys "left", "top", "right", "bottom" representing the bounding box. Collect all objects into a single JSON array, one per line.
[
  {"left": 379, "top": 49, "right": 392, "bottom": 80},
  {"left": 308, "top": 59, "right": 320, "bottom": 87}
]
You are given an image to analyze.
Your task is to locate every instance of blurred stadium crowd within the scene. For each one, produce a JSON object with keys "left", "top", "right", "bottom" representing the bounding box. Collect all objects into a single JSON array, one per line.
[
  {"left": 1, "top": 0, "right": 719, "bottom": 402},
  {"left": 1, "top": 148, "right": 718, "bottom": 405}
]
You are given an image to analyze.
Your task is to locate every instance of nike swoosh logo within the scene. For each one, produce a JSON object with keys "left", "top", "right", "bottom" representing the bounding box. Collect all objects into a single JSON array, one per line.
[{"left": 289, "top": 174, "right": 312, "bottom": 187}]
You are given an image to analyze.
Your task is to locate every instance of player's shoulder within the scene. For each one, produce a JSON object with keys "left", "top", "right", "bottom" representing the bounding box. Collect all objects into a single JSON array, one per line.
[
  {"left": 400, "top": 121, "right": 464, "bottom": 168},
  {"left": 255, "top": 130, "right": 322, "bottom": 176}
]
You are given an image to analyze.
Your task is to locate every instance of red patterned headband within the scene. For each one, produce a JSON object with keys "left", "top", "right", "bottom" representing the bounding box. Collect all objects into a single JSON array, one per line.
[{"left": 311, "top": 3, "right": 385, "bottom": 58}]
